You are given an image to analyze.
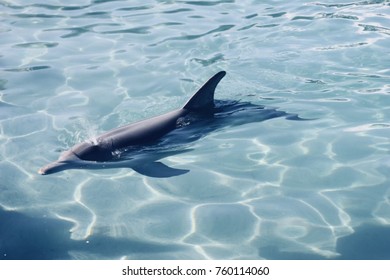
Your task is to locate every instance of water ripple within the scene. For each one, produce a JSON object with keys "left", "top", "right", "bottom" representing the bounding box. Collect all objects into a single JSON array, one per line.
[
  {"left": 4, "top": 65, "right": 50, "bottom": 72},
  {"left": 45, "top": 23, "right": 120, "bottom": 38},
  {"left": 11, "top": 13, "right": 66, "bottom": 19},
  {"left": 101, "top": 26, "right": 152, "bottom": 35},
  {"left": 150, "top": 24, "right": 234, "bottom": 46},
  {"left": 13, "top": 42, "right": 59, "bottom": 48},
  {"left": 291, "top": 13, "right": 359, "bottom": 21},
  {"left": 314, "top": 0, "right": 388, "bottom": 8},
  {"left": 192, "top": 53, "right": 224, "bottom": 66},
  {"left": 163, "top": 8, "right": 193, "bottom": 14},
  {"left": 181, "top": 0, "right": 235, "bottom": 6},
  {"left": 117, "top": 5, "right": 154, "bottom": 12},
  {"left": 359, "top": 24, "right": 390, "bottom": 35}
]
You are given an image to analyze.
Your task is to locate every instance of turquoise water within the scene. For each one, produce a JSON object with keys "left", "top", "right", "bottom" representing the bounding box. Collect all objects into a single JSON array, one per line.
[{"left": 1, "top": 0, "right": 390, "bottom": 259}]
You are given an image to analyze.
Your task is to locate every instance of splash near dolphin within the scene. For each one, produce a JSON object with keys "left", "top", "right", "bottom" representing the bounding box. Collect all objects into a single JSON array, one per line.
[{"left": 39, "top": 71, "right": 305, "bottom": 177}]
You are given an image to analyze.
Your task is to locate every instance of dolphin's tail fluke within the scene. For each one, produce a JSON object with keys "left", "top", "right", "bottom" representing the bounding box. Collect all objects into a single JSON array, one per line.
[{"left": 183, "top": 71, "right": 226, "bottom": 112}]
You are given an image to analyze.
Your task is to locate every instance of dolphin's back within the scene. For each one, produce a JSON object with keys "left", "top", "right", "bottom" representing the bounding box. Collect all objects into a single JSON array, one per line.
[
  {"left": 183, "top": 71, "right": 226, "bottom": 112},
  {"left": 101, "top": 109, "right": 187, "bottom": 149}
]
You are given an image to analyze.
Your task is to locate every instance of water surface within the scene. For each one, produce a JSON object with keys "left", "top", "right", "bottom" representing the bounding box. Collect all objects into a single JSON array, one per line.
[{"left": 1, "top": 0, "right": 390, "bottom": 259}]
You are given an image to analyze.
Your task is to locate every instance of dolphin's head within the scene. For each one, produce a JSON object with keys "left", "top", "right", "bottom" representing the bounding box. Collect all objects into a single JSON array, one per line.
[{"left": 38, "top": 141, "right": 113, "bottom": 175}]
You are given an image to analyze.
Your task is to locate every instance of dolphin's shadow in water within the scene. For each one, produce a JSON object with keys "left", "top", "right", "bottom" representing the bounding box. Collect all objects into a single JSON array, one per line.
[
  {"left": 0, "top": 207, "right": 185, "bottom": 260},
  {"left": 160, "top": 99, "right": 305, "bottom": 144},
  {"left": 84, "top": 100, "right": 309, "bottom": 177}
]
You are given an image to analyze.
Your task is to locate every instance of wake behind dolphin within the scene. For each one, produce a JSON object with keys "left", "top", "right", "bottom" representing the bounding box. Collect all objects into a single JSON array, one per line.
[{"left": 39, "top": 71, "right": 306, "bottom": 177}]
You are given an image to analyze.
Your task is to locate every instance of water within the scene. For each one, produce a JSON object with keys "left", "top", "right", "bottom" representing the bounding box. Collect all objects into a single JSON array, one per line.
[{"left": 1, "top": 0, "right": 389, "bottom": 260}]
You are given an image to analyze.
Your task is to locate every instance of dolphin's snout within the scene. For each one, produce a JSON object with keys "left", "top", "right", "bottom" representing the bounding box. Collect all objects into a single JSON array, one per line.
[
  {"left": 38, "top": 160, "right": 70, "bottom": 175},
  {"left": 38, "top": 168, "right": 47, "bottom": 175}
]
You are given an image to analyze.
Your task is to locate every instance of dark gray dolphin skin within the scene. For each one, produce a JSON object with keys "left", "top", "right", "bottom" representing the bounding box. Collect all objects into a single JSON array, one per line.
[{"left": 38, "top": 71, "right": 226, "bottom": 176}]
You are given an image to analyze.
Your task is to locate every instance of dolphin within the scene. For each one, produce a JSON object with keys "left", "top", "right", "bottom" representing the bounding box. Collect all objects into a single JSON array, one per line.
[
  {"left": 38, "top": 71, "right": 226, "bottom": 176},
  {"left": 39, "top": 71, "right": 307, "bottom": 177}
]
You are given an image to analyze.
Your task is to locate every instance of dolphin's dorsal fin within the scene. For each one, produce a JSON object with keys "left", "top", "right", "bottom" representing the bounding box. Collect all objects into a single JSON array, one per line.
[{"left": 183, "top": 71, "right": 226, "bottom": 112}]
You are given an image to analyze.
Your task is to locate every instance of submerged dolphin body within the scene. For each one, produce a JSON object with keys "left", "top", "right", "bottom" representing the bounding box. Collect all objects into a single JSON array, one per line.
[{"left": 39, "top": 71, "right": 305, "bottom": 177}]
